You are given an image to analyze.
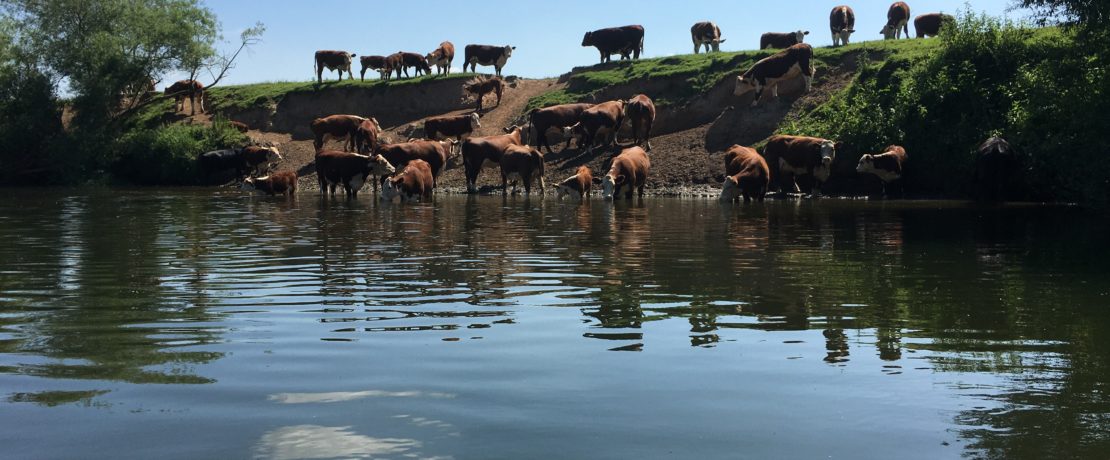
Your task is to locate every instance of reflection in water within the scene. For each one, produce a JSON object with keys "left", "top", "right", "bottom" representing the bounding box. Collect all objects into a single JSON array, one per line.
[{"left": 1, "top": 191, "right": 1109, "bottom": 458}]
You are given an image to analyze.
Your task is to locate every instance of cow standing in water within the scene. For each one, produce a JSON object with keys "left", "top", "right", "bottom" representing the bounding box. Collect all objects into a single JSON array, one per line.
[
  {"left": 883, "top": 3, "right": 912, "bottom": 39},
  {"left": 499, "top": 145, "right": 545, "bottom": 196},
  {"left": 554, "top": 166, "right": 593, "bottom": 201},
  {"left": 382, "top": 159, "right": 435, "bottom": 202},
  {"left": 691, "top": 22, "right": 725, "bottom": 54},
  {"left": 719, "top": 145, "right": 770, "bottom": 203},
  {"left": 582, "top": 25, "right": 645, "bottom": 63},
  {"left": 830, "top": 6, "right": 856, "bottom": 46},
  {"left": 762, "top": 135, "right": 841, "bottom": 196},
  {"left": 856, "top": 145, "right": 908, "bottom": 197},
  {"left": 315, "top": 50, "right": 356, "bottom": 83},
  {"left": 462, "top": 126, "right": 525, "bottom": 193},
  {"left": 599, "top": 146, "right": 651, "bottom": 200}
]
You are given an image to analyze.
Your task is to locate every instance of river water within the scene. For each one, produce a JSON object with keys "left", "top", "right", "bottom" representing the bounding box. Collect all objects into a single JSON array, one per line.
[{"left": 1, "top": 190, "right": 1108, "bottom": 459}]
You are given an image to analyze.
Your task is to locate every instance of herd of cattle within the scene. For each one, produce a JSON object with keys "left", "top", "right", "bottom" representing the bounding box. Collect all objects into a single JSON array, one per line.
[{"left": 196, "top": 3, "right": 1015, "bottom": 202}]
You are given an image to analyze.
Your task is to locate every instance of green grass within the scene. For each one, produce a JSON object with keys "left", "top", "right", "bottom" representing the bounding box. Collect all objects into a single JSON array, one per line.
[{"left": 206, "top": 72, "right": 478, "bottom": 113}]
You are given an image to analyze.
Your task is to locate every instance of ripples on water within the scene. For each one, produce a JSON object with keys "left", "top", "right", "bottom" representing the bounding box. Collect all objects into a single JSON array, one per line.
[{"left": 1, "top": 190, "right": 1108, "bottom": 459}]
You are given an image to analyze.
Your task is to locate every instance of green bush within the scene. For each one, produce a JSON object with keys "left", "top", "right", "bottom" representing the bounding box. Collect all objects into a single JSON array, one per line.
[{"left": 111, "top": 118, "right": 246, "bottom": 185}]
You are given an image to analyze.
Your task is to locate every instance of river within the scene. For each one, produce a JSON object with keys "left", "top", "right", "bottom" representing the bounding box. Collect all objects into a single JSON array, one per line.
[{"left": 1, "top": 190, "right": 1108, "bottom": 459}]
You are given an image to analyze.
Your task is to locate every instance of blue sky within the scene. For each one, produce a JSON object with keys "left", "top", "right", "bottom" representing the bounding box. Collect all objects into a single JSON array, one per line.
[{"left": 187, "top": 0, "right": 1028, "bottom": 87}]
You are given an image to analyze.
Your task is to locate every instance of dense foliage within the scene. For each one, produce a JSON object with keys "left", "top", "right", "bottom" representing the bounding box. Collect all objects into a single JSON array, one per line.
[{"left": 112, "top": 117, "right": 246, "bottom": 186}]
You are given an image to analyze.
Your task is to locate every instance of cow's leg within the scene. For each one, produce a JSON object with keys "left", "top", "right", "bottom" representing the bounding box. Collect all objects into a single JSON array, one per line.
[
  {"left": 645, "top": 119, "right": 653, "bottom": 151},
  {"left": 804, "top": 75, "right": 813, "bottom": 92},
  {"left": 501, "top": 174, "right": 508, "bottom": 196},
  {"left": 523, "top": 174, "right": 531, "bottom": 195},
  {"left": 694, "top": 41, "right": 700, "bottom": 54},
  {"left": 538, "top": 176, "right": 546, "bottom": 195}
]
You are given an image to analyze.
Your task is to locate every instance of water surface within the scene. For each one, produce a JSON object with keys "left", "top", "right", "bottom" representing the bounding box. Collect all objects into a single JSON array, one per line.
[{"left": 1, "top": 190, "right": 1108, "bottom": 459}]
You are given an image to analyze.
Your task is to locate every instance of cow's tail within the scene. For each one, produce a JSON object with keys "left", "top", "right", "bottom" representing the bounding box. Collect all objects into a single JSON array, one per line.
[{"left": 639, "top": 35, "right": 645, "bottom": 55}]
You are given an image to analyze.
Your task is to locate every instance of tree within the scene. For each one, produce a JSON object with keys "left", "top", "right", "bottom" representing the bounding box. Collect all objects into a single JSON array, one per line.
[{"left": 1015, "top": 0, "right": 1108, "bottom": 32}]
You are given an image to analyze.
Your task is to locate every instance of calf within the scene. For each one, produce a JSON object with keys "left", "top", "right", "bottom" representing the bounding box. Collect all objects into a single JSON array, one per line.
[
  {"left": 691, "top": 21, "right": 725, "bottom": 54},
  {"left": 465, "top": 76, "right": 505, "bottom": 112},
  {"left": 311, "top": 114, "right": 368, "bottom": 152},
  {"left": 528, "top": 103, "right": 592, "bottom": 153},
  {"left": 762, "top": 135, "right": 840, "bottom": 196},
  {"left": 315, "top": 150, "right": 395, "bottom": 198},
  {"left": 623, "top": 94, "right": 656, "bottom": 151},
  {"left": 198, "top": 149, "right": 245, "bottom": 182},
  {"left": 383, "top": 53, "right": 404, "bottom": 80},
  {"left": 582, "top": 25, "right": 645, "bottom": 63},
  {"left": 425, "top": 113, "right": 480, "bottom": 150},
  {"left": 165, "top": 79, "right": 205, "bottom": 115},
  {"left": 554, "top": 166, "right": 593, "bottom": 200},
  {"left": 229, "top": 120, "right": 249, "bottom": 133},
  {"left": 499, "top": 145, "right": 545, "bottom": 195},
  {"left": 883, "top": 2, "right": 911, "bottom": 39},
  {"left": 395, "top": 52, "right": 432, "bottom": 78},
  {"left": 462, "top": 126, "right": 524, "bottom": 193},
  {"left": 426, "top": 41, "right": 455, "bottom": 76},
  {"left": 915, "top": 13, "right": 953, "bottom": 38},
  {"left": 240, "top": 145, "right": 283, "bottom": 175},
  {"left": 599, "top": 146, "right": 650, "bottom": 200},
  {"left": 974, "top": 137, "right": 1018, "bottom": 201},
  {"left": 856, "top": 145, "right": 908, "bottom": 196},
  {"left": 719, "top": 145, "right": 770, "bottom": 203},
  {"left": 463, "top": 44, "right": 515, "bottom": 76},
  {"left": 830, "top": 6, "right": 856, "bottom": 46},
  {"left": 376, "top": 140, "right": 451, "bottom": 188},
  {"left": 760, "top": 30, "right": 809, "bottom": 49},
  {"left": 565, "top": 100, "right": 625, "bottom": 153},
  {"left": 382, "top": 159, "right": 435, "bottom": 202},
  {"left": 734, "top": 43, "right": 815, "bottom": 107},
  {"left": 315, "top": 50, "right": 356, "bottom": 83},
  {"left": 242, "top": 171, "right": 297, "bottom": 196},
  {"left": 354, "top": 118, "right": 382, "bottom": 154},
  {"left": 359, "top": 55, "right": 389, "bottom": 81}
]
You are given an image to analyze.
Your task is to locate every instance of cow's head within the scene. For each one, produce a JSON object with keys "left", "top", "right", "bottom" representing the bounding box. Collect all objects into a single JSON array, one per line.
[
  {"left": 795, "top": 30, "right": 810, "bottom": 43},
  {"left": 711, "top": 38, "right": 726, "bottom": 52},
  {"left": 263, "top": 146, "right": 283, "bottom": 162},
  {"left": 503, "top": 46, "right": 515, "bottom": 57},
  {"left": 856, "top": 154, "right": 875, "bottom": 174},
  {"left": 469, "top": 113, "right": 482, "bottom": 130},
  {"left": 581, "top": 32, "right": 594, "bottom": 47},
  {"left": 368, "top": 154, "right": 396, "bottom": 176},
  {"left": 600, "top": 174, "right": 625, "bottom": 199},
  {"left": 381, "top": 176, "right": 404, "bottom": 202},
  {"left": 734, "top": 76, "right": 760, "bottom": 98},
  {"left": 719, "top": 175, "right": 741, "bottom": 202},
  {"left": 815, "top": 140, "right": 837, "bottom": 182},
  {"left": 240, "top": 177, "right": 259, "bottom": 192},
  {"left": 881, "top": 24, "right": 897, "bottom": 39},
  {"left": 562, "top": 123, "right": 585, "bottom": 145}
]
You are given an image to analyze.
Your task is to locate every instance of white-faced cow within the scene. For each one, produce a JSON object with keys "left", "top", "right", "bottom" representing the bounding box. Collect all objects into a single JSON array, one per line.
[
  {"left": 242, "top": 170, "right": 297, "bottom": 197},
  {"left": 462, "top": 126, "right": 525, "bottom": 193},
  {"left": 315, "top": 150, "right": 395, "bottom": 198},
  {"left": 528, "top": 103, "right": 592, "bottom": 154},
  {"left": 165, "top": 80, "right": 205, "bottom": 115},
  {"left": 359, "top": 55, "right": 389, "bottom": 81},
  {"left": 883, "top": 2, "right": 912, "bottom": 39},
  {"left": 382, "top": 159, "right": 435, "bottom": 202},
  {"left": 240, "top": 145, "right": 283, "bottom": 175},
  {"left": 856, "top": 145, "right": 908, "bottom": 196},
  {"left": 691, "top": 21, "right": 725, "bottom": 54},
  {"left": 499, "top": 145, "right": 545, "bottom": 196},
  {"left": 915, "top": 13, "right": 954, "bottom": 38},
  {"left": 465, "top": 76, "right": 505, "bottom": 112},
  {"left": 582, "top": 25, "right": 645, "bottom": 63},
  {"left": 623, "top": 94, "right": 656, "bottom": 151},
  {"left": 719, "top": 145, "right": 770, "bottom": 203},
  {"left": 734, "top": 44, "right": 815, "bottom": 107},
  {"left": 564, "top": 100, "right": 625, "bottom": 153},
  {"left": 311, "top": 115, "right": 370, "bottom": 153},
  {"left": 554, "top": 166, "right": 593, "bottom": 201},
  {"left": 315, "top": 50, "right": 356, "bottom": 83},
  {"left": 598, "top": 146, "right": 650, "bottom": 200},
  {"left": 762, "top": 135, "right": 840, "bottom": 196},
  {"left": 463, "top": 44, "right": 515, "bottom": 76},
  {"left": 760, "top": 30, "right": 809, "bottom": 49},
  {"left": 830, "top": 6, "right": 857, "bottom": 46},
  {"left": 376, "top": 140, "right": 452, "bottom": 188},
  {"left": 424, "top": 113, "right": 481, "bottom": 150},
  {"left": 426, "top": 42, "right": 455, "bottom": 76}
]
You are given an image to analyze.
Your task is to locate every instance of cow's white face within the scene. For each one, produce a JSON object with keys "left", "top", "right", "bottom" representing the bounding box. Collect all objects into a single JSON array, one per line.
[
  {"left": 719, "top": 176, "right": 741, "bottom": 202},
  {"left": 265, "top": 147, "right": 283, "bottom": 162},
  {"left": 734, "top": 76, "right": 757, "bottom": 97},
  {"left": 881, "top": 25, "right": 897, "bottom": 39},
  {"left": 469, "top": 113, "right": 481, "bottom": 130},
  {"left": 381, "top": 178, "right": 401, "bottom": 201},
  {"left": 554, "top": 184, "right": 572, "bottom": 199},
  {"left": 503, "top": 46, "right": 514, "bottom": 58},
  {"left": 856, "top": 154, "right": 874, "bottom": 174},
  {"left": 711, "top": 38, "right": 725, "bottom": 52},
  {"left": 795, "top": 30, "right": 810, "bottom": 43},
  {"left": 562, "top": 124, "right": 582, "bottom": 142},
  {"left": 601, "top": 175, "right": 625, "bottom": 199},
  {"left": 369, "top": 155, "right": 396, "bottom": 176},
  {"left": 820, "top": 140, "right": 837, "bottom": 162}
]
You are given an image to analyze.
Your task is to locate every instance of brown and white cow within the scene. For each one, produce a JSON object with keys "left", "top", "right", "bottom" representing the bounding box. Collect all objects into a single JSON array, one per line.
[
  {"left": 691, "top": 22, "right": 725, "bottom": 54},
  {"left": 830, "top": 6, "right": 857, "bottom": 46},
  {"left": 241, "top": 145, "right": 284, "bottom": 175},
  {"left": 382, "top": 159, "right": 434, "bottom": 202},
  {"left": 242, "top": 170, "right": 298, "bottom": 196},
  {"left": 582, "top": 25, "right": 645, "bottom": 63},
  {"left": 762, "top": 135, "right": 840, "bottom": 196},
  {"left": 426, "top": 41, "right": 455, "bottom": 76},
  {"left": 623, "top": 94, "right": 656, "bottom": 151},
  {"left": 165, "top": 79, "right": 205, "bottom": 115},
  {"left": 565, "top": 100, "right": 625, "bottom": 153},
  {"left": 311, "top": 115, "right": 369, "bottom": 152},
  {"left": 376, "top": 140, "right": 452, "bottom": 188},
  {"left": 499, "top": 145, "right": 545, "bottom": 196},
  {"left": 554, "top": 165, "right": 593, "bottom": 200},
  {"left": 528, "top": 103, "right": 592, "bottom": 153},
  {"left": 883, "top": 3, "right": 912, "bottom": 39},
  {"left": 599, "top": 146, "right": 650, "bottom": 200},
  {"left": 424, "top": 113, "right": 480, "bottom": 149},
  {"left": 734, "top": 44, "right": 815, "bottom": 107},
  {"left": 856, "top": 145, "right": 908, "bottom": 196},
  {"left": 359, "top": 55, "right": 389, "bottom": 81},
  {"left": 354, "top": 118, "right": 382, "bottom": 154},
  {"left": 465, "top": 76, "right": 504, "bottom": 112},
  {"left": 760, "top": 30, "right": 809, "bottom": 49},
  {"left": 315, "top": 50, "right": 356, "bottom": 83},
  {"left": 463, "top": 45, "right": 515, "bottom": 76},
  {"left": 315, "top": 150, "right": 395, "bottom": 198},
  {"left": 462, "top": 126, "right": 525, "bottom": 193},
  {"left": 394, "top": 52, "right": 432, "bottom": 78},
  {"left": 719, "top": 145, "right": 771, "bottom": 203},
  {"left": 915, "top": 13, "right": 953, "bottom": 38}
]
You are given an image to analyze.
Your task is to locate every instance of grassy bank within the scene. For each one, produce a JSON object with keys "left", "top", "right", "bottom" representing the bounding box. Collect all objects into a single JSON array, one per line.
[{"left": 206, "top": 72, "right": 478, "bottom": 113}]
